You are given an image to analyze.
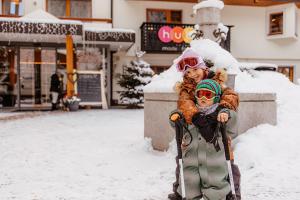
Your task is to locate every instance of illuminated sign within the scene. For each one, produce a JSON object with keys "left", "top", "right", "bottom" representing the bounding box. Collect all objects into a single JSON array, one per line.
[{"left": 158, "top": 26, "right": 194, "bottom": 44}]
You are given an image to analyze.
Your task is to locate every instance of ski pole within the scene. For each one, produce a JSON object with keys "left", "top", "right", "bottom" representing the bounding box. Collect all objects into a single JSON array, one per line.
[
  {"left": 170, "top": 113, "right": 186, "bottom": 200},
  {"left": 220, "top": 123, "right": 237, "bottom": 200}
]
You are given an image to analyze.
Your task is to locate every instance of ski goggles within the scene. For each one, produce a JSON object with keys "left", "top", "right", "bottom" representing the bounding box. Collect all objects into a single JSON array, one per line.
[
  {"left": 176, "top": 57, "right": 205, "bottom": 73},
  {"left": 195, "top": 89, "right": 216, "bottom": 100}
]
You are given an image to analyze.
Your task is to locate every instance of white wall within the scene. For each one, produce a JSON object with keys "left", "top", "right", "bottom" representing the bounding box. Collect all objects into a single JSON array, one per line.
[
  {"left": 221, "top": 5, "right": 300, "bottom": 80},
  {"left": 24, "top": 0, "right": 45, "bottom": 14},
  {"left": 92, "top": 0, "right": 111, "bottom": 19},
  {"left": 222, "top": 5, "right": 300, "bottom": 60}
]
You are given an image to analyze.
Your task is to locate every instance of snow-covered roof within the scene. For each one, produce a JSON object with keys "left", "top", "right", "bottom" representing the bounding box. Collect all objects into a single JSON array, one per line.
[
  {"left": 193, "top": 0, "right": 224, "bottom": 13},
  {"left": 0, "top": 9, "right": 82, "bottom": 25},
  {"left": 84, "top": 23, "right": 135, "bottom": 33}
]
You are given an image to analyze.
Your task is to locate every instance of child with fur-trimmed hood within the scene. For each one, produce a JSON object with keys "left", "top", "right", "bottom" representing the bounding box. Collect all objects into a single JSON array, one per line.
[
  {"left": 168, "top": 48, "right": 241, "bottom": 200},
  {"left": 174, "top": 48, "right": 239, "bottom": 125}
]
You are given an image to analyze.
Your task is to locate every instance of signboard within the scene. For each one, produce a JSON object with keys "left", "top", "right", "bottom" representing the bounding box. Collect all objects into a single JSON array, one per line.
[
  {"left": 76, "top": 71, "right": 108, "bottom": 108},
  {"left": 140, "top": 22, "right": 194, "bottom": 53}
]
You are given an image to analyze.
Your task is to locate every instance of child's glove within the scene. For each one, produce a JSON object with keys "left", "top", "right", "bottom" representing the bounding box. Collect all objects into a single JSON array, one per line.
[
  {"left": 170, "top": 113, "right": 181, "bottom": 122},
  {"left": 217, "top": 108, "right": 231, "bottom": 123}
]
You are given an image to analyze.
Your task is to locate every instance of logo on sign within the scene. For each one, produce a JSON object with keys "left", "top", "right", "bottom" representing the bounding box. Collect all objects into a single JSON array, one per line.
[{"left": 158, "top": 26, "right": 194, "bottom": 44}]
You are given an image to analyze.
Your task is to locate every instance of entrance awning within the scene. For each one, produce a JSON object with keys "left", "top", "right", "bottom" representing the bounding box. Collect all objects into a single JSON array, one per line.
[
  {"left": 0, "top": 10, "right": 82, "bottom": 43},
  {"left": 0, "top": 10, "right": 135, "bottom": 51},
  {"left": 83, "top": 23, "right": 135, "bottom": 51}
]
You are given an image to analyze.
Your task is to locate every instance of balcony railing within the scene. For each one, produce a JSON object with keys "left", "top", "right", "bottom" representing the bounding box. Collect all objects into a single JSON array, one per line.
[
  {"left": 140, "top": 22, "right": 194, "bottom": 54},
  {"left": 140, "top": 22, "right": 232, "bottom": 54}
]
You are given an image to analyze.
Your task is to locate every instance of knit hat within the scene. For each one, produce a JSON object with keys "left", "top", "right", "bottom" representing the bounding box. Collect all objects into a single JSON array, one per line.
[
  {"left": 176, "top": 48, "right": 207, "bottom": 73},
  {"left": 195, "top": 79, "right": 222, "bottom": 103}
]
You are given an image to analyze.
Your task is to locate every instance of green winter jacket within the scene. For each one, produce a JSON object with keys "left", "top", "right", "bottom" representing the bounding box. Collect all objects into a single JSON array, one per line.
[{"left": 170, "top": 109, "right": 238, "bottom": 200}]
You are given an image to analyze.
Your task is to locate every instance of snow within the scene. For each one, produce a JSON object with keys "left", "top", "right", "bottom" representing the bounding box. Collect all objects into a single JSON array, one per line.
[
  {"left": 144, "top": 39, "right": 241, "bottom": 93},
  {"left": 235, "top": 70, "right": 290, "bottom": 93},
  {"left": 0, "top": 9, "right": 82, "bottom": 25},
  {"left": 84, "top": 23, "right": 135, "bottom": 33},
  {"left": 234, "top": 72, "right": 300, "bottom": 199},
  {"left": 1, "top": 70, "right": 300, "bottom": 199},
  {"left": 1, "top": 78, "right": 300, "bottom": 199},
  {"left": 218, "top": 23, "right": 229, "bottom": 40},
  {"left": 218, "top": 23, "right": 229, "bottom": 34},
  {"left": 0, "top": 110, "right": 175, "bottom": 200},
  {"left": 193, "top": 0, "right": 224, "bottom": 13}
]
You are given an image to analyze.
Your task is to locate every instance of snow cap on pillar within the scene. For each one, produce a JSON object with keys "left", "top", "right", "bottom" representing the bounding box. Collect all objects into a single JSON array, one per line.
[{"left": 193, "top": 0, "right": 224, "bottom": 13}]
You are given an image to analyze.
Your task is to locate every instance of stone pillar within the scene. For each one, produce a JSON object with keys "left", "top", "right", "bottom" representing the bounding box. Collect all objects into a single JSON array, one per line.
[{"left": 196, "top": 7, "right": 221, "bottom": 41}]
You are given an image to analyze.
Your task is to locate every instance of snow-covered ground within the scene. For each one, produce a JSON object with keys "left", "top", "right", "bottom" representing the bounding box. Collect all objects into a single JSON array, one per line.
[
  {"left": 0, "top": 110, "right": 175, "bottom": 200},
  {"left": 1, "top": 104, "right": 300, "bottom": 199},
  {"left": 1, "top": 69, "right": 300, "bottom": 199}
]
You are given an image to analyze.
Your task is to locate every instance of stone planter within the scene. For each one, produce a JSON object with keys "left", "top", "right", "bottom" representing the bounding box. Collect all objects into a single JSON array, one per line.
[{"left": 144, "top": 92, "right": 277, "bottom": 151}]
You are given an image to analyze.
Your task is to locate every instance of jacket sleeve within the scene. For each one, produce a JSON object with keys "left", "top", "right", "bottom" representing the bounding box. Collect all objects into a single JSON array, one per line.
[
  {"left": 226, "top": 110, "right": 238, "bottom": 139},
  {"left": 220, "top": 87, "right": 240, "bottom": 112},
  {"left": 177, "top": 89, "right": 199, "bottom": 125}
]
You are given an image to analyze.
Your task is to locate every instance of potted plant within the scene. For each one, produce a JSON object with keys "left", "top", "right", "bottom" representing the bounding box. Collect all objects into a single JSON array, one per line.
[{"left": 63, "top": 95, "right": 81, "bottom": 111}]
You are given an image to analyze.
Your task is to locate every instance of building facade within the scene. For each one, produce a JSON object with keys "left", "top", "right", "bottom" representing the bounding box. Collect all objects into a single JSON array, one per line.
[
  {"left": 112, "top": 0, "right": 300, "bottom": 104},
  {"left": 0, "top": 0, "right": 299, "bottom": 109}
]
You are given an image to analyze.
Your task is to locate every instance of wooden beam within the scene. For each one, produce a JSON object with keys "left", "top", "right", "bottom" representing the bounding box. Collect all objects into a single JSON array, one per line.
[
  {"left": 60, "top": 17, "right": 112, "bottom": 23},
  {"left": 66, "top": 0, "right": 71, "bottom": 17},
  {"left": 66, "top": 35, "right": 74, "bottom": 97}
]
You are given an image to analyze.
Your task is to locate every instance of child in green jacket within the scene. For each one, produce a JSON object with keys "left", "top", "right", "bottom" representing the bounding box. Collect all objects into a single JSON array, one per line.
[{"left": 170, "top": 79, "right": 240, "bottom": 200}]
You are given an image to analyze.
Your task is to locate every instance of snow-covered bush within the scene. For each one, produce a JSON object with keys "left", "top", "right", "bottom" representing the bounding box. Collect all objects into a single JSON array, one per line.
[{"left": 118, "top": 52, "right": 154, "bottom": 108}]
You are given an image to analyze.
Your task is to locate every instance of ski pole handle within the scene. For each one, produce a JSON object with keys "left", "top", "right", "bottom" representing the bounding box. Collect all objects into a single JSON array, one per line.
[
  {"left": 170, "top": 113, "right": 181, "bottom": 122},
  {"left": 220, "top": 122, "right": 231, "bottom": 161}
]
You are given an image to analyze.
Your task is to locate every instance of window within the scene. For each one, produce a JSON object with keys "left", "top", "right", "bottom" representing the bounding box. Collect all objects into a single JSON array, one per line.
[
  {"left": 70, "top": 0, "right": 92, "bottom": 18},
  {"left": 278, "top": 66, "right": 294, "bottom": 82},
  {"left": 269, "top": 12, "right": 283, "bottom": 35},
  {"left": 147, "top": 9, "right": 182, "bottom": 24},
  {"left": 47, "top": 0, "right": 92, "bottom": 18},
  {"left": 1, "top": 0, "right": 24, "bottom": 16}
]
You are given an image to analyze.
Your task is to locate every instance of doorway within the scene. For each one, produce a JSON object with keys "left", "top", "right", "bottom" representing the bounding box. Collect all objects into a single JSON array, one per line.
[{"left": 19, "top": 47, "right": 57, "bottom": 108}]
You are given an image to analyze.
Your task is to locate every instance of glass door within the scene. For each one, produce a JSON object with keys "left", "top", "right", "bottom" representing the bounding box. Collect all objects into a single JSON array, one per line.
[{"left": 19, "top": 47, "right": 56, "bottom": 108}]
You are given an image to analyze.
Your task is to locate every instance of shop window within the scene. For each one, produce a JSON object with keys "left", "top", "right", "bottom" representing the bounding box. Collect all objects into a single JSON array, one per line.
[
  {"left": 278, "top": 66, "right": 294, "bottom": 82},
  {"left": 1, "top": 0, "right": 24, "bottom": 16},
  {"left": 147, "top": 9, "right": 182, "bottom": 24},
  {"left": 268, "top": 12, "right": 283, "bottom": 35},
  {"left": 151, "top": 66, "right": 169, "bottom": 75},
  {"left": 47, "top": 0, "right": 92, "bottom": 18}
]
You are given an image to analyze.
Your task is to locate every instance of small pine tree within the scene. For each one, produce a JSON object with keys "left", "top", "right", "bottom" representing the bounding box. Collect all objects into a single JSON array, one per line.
[{"left": 118, "top": 51, "right": 153, "bottom": 108}]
